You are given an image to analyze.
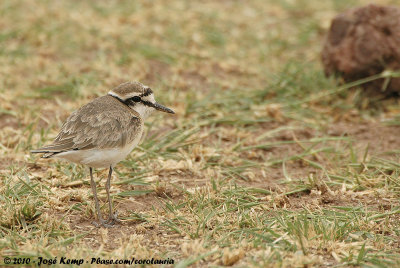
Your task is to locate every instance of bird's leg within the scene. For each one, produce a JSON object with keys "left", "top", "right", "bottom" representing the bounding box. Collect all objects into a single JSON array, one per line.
[
  {"left": 89, "top": 167, "right": 112, "bottom": 228},
  {"left": 105, "top": 166, "right": 120, "bottom": 225}
]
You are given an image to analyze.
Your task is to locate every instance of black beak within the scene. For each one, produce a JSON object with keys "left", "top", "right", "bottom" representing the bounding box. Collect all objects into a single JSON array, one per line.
[{"left": 153, "top": 102, "right": 175, "bottom": 114}]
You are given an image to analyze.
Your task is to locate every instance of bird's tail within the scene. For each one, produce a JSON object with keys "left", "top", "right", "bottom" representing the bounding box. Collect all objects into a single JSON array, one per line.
[
  {"left": 31, "top": 140, "right": 75, "bottom": 158},
  {"left": 31, "top": 145, "right": 62, "bottom": 158},
  {"left": 30, "top": 149, "right": 58, "bottom": 158}
]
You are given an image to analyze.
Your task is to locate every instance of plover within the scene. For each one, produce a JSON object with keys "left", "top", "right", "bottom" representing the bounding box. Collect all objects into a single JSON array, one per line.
[{"left": 31, "top": 81, "right": 174, "bottom": 227}]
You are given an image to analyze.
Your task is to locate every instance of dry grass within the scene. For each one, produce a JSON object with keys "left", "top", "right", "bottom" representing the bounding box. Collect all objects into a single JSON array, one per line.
[{"left": 1, "top": 0, "right": 400, "bottom": 267}]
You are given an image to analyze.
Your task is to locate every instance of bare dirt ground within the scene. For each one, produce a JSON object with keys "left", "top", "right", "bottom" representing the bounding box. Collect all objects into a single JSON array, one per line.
[
  {"left": 18, "top": 118, "right": 400, "bottom": 254},
  {"left": 1, "top": 0, "right": 400, "bottom": 267}
]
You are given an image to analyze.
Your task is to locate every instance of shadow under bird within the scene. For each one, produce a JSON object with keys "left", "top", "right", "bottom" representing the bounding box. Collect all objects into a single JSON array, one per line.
[{"left": 31, "top": 81, "right": 175, "bottom": 227}]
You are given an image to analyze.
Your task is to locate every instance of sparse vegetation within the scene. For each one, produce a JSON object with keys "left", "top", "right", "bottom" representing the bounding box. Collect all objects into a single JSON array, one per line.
[{"left": 1, "top": 0, "right": 400, "bottom": 267}]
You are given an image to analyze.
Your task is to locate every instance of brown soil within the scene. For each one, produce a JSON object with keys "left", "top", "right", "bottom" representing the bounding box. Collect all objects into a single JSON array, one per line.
[
  {"left": 40, "top": 119, "right": 400, "bottom": 251},
  {"left": 322, "top": 4, "right": 400, "bottom": 96}
]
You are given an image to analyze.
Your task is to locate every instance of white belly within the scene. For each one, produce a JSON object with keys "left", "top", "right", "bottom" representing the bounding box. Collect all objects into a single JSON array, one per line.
[{"left": 54, "top": 134, "right": 142, "bottom": 169}]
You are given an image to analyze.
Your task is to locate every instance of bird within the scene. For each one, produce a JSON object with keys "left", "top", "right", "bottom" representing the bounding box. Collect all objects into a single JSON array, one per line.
[{"left": 31, "top": 81, "right": 175, "bottom": 227}]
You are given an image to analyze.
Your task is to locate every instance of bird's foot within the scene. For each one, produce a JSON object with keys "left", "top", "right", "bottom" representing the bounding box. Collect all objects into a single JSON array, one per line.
[
  {"left": 106, "top": 212, "right": 121, "bottom": 225},
  {"left": 92, "top": 218, "right": 115, "bottom": 228}
]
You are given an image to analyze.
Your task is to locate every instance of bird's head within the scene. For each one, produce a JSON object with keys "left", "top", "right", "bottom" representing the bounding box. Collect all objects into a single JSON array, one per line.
[{"left": 108, "top": 81, "right": 174, "bottom": 119}]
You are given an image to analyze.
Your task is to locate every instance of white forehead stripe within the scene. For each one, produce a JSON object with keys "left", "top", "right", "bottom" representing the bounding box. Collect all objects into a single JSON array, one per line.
[
  {"left": 108, "top": 90, "right": 142, "bottom": 100},
  {"left": 108, "top": 91, "right": 120, "bottom": 98}
]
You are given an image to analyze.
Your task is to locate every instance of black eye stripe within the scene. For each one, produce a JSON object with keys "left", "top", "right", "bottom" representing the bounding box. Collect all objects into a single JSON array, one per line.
[
  {"left": 110, "top": 95, "right": 138, "bottom": 106},
  {"left": 131, "top": 96, "right": 141, "bottom": 102},
  {"left": 110, "top": 92, "right": 153, "bottom": 108},
  {"left": 141, "top": 100, "right": 153, "bottom": 107}
]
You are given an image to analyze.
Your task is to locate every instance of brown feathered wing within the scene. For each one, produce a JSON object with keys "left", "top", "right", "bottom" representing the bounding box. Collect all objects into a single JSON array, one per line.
[{"left": 31, "top": 96, "right": 142, "bottom": 158}]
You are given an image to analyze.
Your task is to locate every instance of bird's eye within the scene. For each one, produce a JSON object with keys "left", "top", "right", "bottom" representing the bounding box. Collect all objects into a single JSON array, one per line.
[{"left": 131, "top": 96, "right": 141, "bottom": 102}]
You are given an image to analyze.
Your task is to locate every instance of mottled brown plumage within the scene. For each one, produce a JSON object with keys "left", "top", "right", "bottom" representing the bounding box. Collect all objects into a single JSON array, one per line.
[
  {"left": 31, "top": 81, "right": 174, "bottom": 228},
  {"left": 35, "top": 95, "right": 142, "bottom": 156}
]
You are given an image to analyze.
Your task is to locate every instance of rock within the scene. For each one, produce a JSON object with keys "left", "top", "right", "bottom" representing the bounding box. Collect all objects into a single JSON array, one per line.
[{"left": 321, "top": 4, "right": 400, "bottom": 95}]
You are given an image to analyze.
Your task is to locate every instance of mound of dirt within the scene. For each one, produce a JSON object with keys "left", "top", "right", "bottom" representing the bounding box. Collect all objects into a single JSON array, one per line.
[{"left": 321, "top": 4, "right": 400, "bottom": 95}]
